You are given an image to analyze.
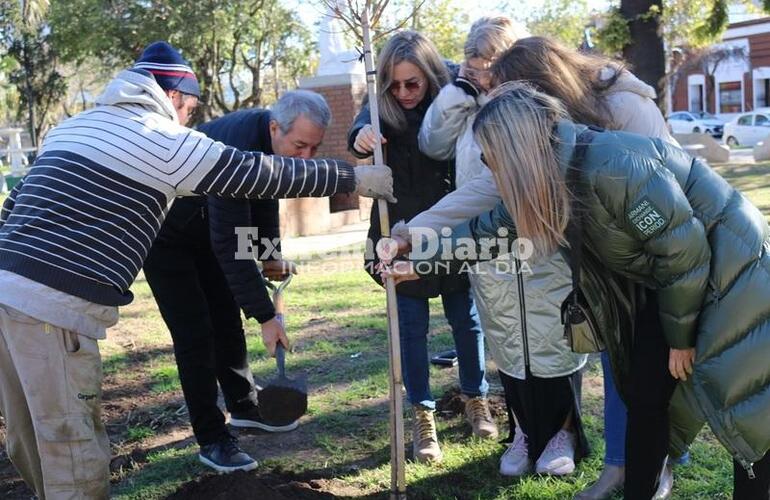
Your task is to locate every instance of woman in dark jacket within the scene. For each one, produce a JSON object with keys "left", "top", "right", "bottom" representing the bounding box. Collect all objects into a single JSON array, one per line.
[
  {"left": 383, "top": 82, "right": 770, "bottom": 499},
  {"left": 347, "top": 31, "right": 496, "bottom": 464}
]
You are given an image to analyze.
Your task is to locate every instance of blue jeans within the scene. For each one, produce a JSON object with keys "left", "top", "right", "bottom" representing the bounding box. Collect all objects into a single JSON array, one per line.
[
  {"left": 602, "top": 351, "right": 628, "bottom": 466},
  {"left": 602, "top": 351, "right": 690, "bottom": 466},
  {"left": 396, "top": 289, "right": 488, "bottom": 410}
]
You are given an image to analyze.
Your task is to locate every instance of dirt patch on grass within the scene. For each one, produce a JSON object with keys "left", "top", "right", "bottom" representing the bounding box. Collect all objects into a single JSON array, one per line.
[
  {"left": 100, "top": 347, "right": 191, "bottom": 447},
  {"left": 0, "top": 418, "right": 32, "bottom": 500},
  {"left": 165, "top": 470, "right": 339, "bottom": 499}
]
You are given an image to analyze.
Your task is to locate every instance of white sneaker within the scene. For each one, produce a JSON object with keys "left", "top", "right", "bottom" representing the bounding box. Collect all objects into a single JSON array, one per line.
[
  {"left": 499, "top": 427, "right": 532, "bottom": 476},
  {"left": 535, "top": 429, "right": 576, "bottom": 476}
]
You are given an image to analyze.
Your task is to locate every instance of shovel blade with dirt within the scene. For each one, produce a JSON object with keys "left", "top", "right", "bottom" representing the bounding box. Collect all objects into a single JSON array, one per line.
[
  {"left": 258, "top": 344, "right": 308, "bottom": 426},
  {"left": 258, "top": 275, "right": 308, "bottom": 426}
]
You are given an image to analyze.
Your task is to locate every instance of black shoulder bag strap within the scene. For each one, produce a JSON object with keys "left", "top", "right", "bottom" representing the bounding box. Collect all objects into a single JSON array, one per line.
[{"left": 565, "top": 128, "right": 598, "bottom": 297}]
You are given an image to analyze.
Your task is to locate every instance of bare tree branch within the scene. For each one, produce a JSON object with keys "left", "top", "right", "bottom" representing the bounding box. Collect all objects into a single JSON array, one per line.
[{"left": 316, "top": 0, "right": 424, "bottom": 43}]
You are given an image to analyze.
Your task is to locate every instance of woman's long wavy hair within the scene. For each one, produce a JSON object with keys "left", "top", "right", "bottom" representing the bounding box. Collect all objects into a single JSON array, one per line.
[
  {"left": 490, "top": 36, "right": 625, "bottom": 129},
  {"left": 377, "top": 31, "right": 450, "bottom": 130},
  {"left": 473, "top": 81, "right": 571, "bottom": 258},
  {"left": 464, "top": 16, "right": 528, "bottom": 61}
]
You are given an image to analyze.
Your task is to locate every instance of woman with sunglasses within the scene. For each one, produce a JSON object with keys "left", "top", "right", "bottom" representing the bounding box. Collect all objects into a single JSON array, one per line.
[
  {"left": 411, "top": 18, "right": 591, "bottom": 479},
  {"left": 383, "top": 81, "right": 770, "bottom": 500},
  {"left": 347, "top": 30, "right": 497, "bottom": 464}
]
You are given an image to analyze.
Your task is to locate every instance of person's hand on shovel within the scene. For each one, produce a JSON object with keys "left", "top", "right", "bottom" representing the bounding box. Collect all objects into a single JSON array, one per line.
[
  {"left": 389, "top": 222, "right": 413, "bottom": 259},
  {"left": 377, "top": 259, "right": 420, "bottom": 285},
  {"left": 261, "top": 317, "right": 289, "bottom": 357},
  {"left": 353, "top": 124, "right": 387, "bottom": 156},
  {"left": 262, "top": 259, "right": 298, "bottom": 281}
]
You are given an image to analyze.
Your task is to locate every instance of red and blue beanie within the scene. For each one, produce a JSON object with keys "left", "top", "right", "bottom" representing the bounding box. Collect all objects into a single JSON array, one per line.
[{"left": 133, "top": 41, "right": 200, "bottom": 98}]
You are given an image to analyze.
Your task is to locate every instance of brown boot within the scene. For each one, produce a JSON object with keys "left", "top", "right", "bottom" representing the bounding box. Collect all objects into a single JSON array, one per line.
[
  {"left": 464, "top": 397, "right": 499, "bottom": 439},
  {"left": 412, "top": 406, "right": 443, "bottom": 463}
]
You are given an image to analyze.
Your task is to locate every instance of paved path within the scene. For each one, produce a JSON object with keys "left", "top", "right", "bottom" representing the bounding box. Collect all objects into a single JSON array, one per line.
[
  {"left": 281, "top": 221, "right": 369, "bottom": 259},
  {"left": 728, "top": 148, "right": 756, "bottom": 164}
]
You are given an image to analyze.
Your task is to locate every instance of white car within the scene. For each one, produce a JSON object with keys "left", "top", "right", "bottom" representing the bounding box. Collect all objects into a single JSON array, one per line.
[
  {"left": 667, "top": 111, "right": 724, "bottom": 138},
  {"left": 723, "top": 112, "right": 770, "bottom": 147}
]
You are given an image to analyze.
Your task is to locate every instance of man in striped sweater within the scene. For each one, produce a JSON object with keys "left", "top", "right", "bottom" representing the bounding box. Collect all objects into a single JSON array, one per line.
[{"left": 0, "top": 41, "right": 393, "bottom": 499}]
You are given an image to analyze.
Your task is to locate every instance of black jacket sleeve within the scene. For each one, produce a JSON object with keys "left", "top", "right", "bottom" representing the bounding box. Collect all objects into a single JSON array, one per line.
[
  {"left": 200, "top": 110, "right": 280, "bottom": 324},
  {"left": 249, "top": 199, "right": 281, "bottom": 260},
  {"left": 208, "top": 195, "right": 276, "bottom": 323}
]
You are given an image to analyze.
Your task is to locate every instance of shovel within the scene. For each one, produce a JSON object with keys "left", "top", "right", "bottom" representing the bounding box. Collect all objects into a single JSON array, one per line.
[{"left": 259, "top": 275, "right": 308, "bottom": 426}]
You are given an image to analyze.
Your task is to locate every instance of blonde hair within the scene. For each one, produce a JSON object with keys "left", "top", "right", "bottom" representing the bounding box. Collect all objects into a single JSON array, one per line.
[
  {"left": 464, "top": 16, "right": 529, "bottom": 61},
  {"left": 377, "top": 31, "right": 450, "bottom": 130},
  {"left": 473, "top": 81, "right": 572, "bottom": 258},
  {"left": 491, "top": 36, "right": 625, "bottom": 129}
]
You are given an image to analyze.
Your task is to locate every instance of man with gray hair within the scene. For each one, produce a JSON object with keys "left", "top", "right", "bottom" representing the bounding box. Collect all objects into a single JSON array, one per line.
[{"left": 143, "top": 90, "right": 342, "bottom": 473}]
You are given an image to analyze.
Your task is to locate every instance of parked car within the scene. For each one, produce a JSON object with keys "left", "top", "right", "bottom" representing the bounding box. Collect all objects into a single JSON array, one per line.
[
  {"left": 723, "top": 112, "right": 770, "bottom": 147},
  {"left": 667, "top": 111, "right": 724, "bottom": 138}
]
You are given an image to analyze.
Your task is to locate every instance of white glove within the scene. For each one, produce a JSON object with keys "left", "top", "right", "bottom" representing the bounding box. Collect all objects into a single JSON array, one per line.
[{"left": 355, "top": 164, "right": 397, "bottom": 203}]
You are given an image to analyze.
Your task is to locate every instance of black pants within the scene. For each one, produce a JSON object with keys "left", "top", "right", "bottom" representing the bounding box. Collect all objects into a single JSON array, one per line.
[
  {"left": 499, "top": 370, "right": 586, "bottom": 462},
  {"left": 734, "top": 451, "right": 770, "bottom": 499},
  {"left": 625, "top": 294, "right": 770, "bottom": 499},
  {"left": 624, "top": 293, "right": 678, "bottom": 500},
  {"left": 143, "top": 242, "right": 257, "bottom": 446}
]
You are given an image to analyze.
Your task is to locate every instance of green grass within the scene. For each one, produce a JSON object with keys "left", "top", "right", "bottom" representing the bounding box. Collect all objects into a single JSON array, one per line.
[
  {"left": 125, "top": 426, "right": 155, "bottom": 443},
  {"left": 101, "top": 160, "right": 770, "bottom": 498},
  {"left": 106, "top": 259, "right": 736, "bottom": 499},
  {"left": 112, "top": 446, "right": 199, "bottom": 500},
  {"left": 103, "top": 352, "right": 130, "bottom": 375},
  {"left": 714, "top": 162, "right": 770, "bottom": 219},
  {"left": 149, "top": 363, "right": 181, "bottom": 394}
]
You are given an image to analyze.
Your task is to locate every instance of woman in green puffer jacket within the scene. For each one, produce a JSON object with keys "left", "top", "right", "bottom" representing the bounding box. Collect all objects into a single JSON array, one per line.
[{"left": 383, "top": 82, "right": 770, "bottom": 500}]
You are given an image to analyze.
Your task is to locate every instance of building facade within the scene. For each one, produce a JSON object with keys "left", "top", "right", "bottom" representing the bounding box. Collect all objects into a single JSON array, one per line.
[{"left": 671, "top": 17, "right": 770, "bottom": 120}]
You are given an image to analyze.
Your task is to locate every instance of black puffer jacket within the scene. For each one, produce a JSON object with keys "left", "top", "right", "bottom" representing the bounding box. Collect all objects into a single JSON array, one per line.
[
  {"left": 348, "top": 99, "right": 469, "bottom": 298},
  {"left": 152, "top": 108, "right": 278, "bottom": 322}
]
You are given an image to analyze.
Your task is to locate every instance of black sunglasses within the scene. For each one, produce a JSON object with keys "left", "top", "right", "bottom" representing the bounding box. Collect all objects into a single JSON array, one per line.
[{"left": 389, "top": 79, "right": 423, "bottom": 94}]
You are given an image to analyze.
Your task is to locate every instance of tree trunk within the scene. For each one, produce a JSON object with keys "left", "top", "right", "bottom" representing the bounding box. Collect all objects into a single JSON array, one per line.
[
  {"left": 22, "top": 34, "right": 38, "bottom": 147},
  {"left": 621, "top": 0, "right": 665, "bottom": 100},
  {"left": 273, "top": 39, "right": 280, "bottom": 101}
]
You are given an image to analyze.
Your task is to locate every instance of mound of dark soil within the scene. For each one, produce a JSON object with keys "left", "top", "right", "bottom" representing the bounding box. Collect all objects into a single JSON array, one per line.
[{"left": 166, "top": 470, "right": 338, "bottom": 499}]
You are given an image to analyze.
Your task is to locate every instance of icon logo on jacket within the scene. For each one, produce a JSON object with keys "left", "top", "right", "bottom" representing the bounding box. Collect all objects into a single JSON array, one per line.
[{"left": 628, "top": 196, "right": 668, "bottom": 238}]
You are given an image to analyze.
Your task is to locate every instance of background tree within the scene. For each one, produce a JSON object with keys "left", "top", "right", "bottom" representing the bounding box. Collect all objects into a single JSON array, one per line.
[
  {"left": 597, "top": 0, "right": 770, "bottom": 95},
  {"left": 620, "top": 0, "right": 664, "bottom": 92},
  {"left": 407, "top": 0, "right": 469, "bottom": 62},
  {"left": 0, "top": 0, "right": 64, "bottom": 146},
  {"left": 46, "top": 0, "right": 314, "bottom": 124},
  {"left": 521, "top": 0, "right": 591, "bottom": 48},
  {"left": 319, "top": 0, "right": 425, "bottom": 46},
  {"left": 0, "top": 56, "right": 20, "bottom": 124}
]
